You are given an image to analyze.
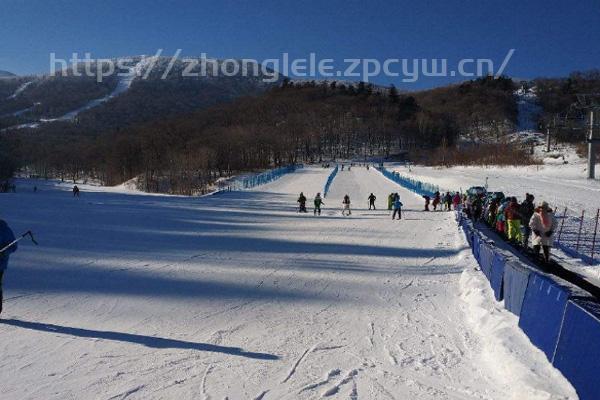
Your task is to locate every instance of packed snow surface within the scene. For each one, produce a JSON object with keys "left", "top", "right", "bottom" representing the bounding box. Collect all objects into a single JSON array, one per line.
[{"left": 0, "top": 167, "right": 576, "bottom": 399}]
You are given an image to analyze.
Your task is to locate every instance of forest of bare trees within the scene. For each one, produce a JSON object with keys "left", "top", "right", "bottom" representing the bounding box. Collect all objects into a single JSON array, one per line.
[{"left": 3, "top": 76, "right": 521, "bottom": 194}]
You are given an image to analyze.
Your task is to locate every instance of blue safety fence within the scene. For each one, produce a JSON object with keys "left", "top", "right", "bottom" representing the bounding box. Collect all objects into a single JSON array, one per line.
[
  {"left": 490, "top": 252, "right": 506, "bottom": 301},
  {"left": 518, "top": 272, "right": 584, "bottom": 361},
  {"left": 553, "top": 298, "right": 600, "bottom": 400},
  {"left": 323, "top": 165, "right": 339, "bottom": 197},
  {"left": 478, "top": 241, "right": 495, "bottom": 281},
  {"left": 376, "top": 167, "right": 441, "bottom": 197},
  {"left": 457, "top": 208, "right": 600, "bottom": 399},
  {"left": 227, "top": 164, "right": 302, "bottom": 191},
  {"left": 503, "top": 260, "right": 533, "bottom": 316}
]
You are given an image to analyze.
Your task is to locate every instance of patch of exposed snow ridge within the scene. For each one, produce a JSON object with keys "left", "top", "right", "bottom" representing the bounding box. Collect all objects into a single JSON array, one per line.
[
  {"left": 6, "top": 81, "right": 33, "bottom": 100},
  {"left": 516, "top": 86, "right": 542, "bottom": 133},
  {"left": 43, "top": 57, "right": 156, "bottom": 122}
]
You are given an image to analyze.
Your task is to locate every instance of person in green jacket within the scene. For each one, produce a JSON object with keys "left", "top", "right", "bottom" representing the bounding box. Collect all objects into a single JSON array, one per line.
[
  {"left": 387, "top": 193, "right": 394, "bottom": 210},
  {"left": 314, "top": 193, "right": 325, "bottom": 216}
]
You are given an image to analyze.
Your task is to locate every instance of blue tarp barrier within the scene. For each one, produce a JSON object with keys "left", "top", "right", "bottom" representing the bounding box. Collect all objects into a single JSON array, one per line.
[
  {"left": 519, "top": 273, "right": 580, "bottom": 361},
  {"left": 465, "top": 226, "right": 473, "bottom": 247},
  {"left": 323, "top": 166, "right": 338, "bottom": 197},
  {"left": 478, "top": 241, "right": 494, "bottom": 281},
  {"left": 376, "top": 167, "right": 440, "bottom": 197},
  {"left": 503, "top": 260, "right": 532, "bottom": 316},
  {"left": 489, "top": 252, "right": 506, "bottom": 301},
  {"left": 227, "top": 165, "right": 302, "bottom": 190},
  {"left": 553, "top": 298, "right": 600, "bottom": 400},
  {"left": 472, "top": 233, "right": 482, "bottom": 263}
]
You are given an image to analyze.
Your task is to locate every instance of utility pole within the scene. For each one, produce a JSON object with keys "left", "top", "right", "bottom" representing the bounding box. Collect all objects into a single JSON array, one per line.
[
  {"left": 546, "top": 127, "right": 551, "bottom": 152},
  {"left": 588, "top": 110, "right": 596, "bottom": 180}
]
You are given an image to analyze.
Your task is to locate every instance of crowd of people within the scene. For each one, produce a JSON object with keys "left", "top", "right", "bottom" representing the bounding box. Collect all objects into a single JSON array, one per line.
[
  {"left": 422, "top": 191, "right": 462, "bottom": 212},
  {"left": 297, "top": 191, "right": 405, "bottom": 220},
  {"left": 464, "top": 191, "right": 557, "bottom": 263}
]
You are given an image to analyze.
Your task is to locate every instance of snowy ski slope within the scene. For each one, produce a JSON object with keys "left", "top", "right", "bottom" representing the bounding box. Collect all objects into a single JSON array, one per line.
[{"left": 0, "top": 167, "right": 576, "bottom": 399}]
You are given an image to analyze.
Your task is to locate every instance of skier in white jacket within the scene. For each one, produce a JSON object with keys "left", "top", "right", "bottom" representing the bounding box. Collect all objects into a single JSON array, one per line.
[{"left": 528, "top": 201, "right": 557, "bottom": 263}]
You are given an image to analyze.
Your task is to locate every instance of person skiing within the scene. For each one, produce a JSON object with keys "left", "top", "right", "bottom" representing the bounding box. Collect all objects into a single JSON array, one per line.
[
  {"left": 432, "top": 191, "right": 441, "bottom": 211},
  {"left": 314, "top": 193, "right": 325, "bottom": 216},
  {"left": 387, "top": 193, "right": 394, "bottom": 211},
  {"left": 392, "top": 196, "right": 403, "bottom": 220},
  {"left": 368, "top": 193, "right": 377, "bottom": 210},
  {"left": 452, "top": 192, "right": 461, "bottom": 210},
  {"left": 529, "top": 201, "right": 557, "bottom": 263},
  {"left": 0, "top": 219, "right": 17, "bottom": 315},
  {"left": 342, "top": 194, "right": 352, "bottom": 216},
  {"left": 519, "top": 193, "right": 536, "bottom": 248},
  {"left": 423, "top": 195, "right": 431, "bottom": 211},
  {"left": 73, "top": 185, "right": 80, "bottom": 197},
  {"left": 297, "top": 192, "right": 308, "bottom": 213}
]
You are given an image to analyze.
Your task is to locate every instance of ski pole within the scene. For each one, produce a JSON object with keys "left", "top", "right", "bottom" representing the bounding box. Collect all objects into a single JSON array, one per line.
[{"left": 0, "top": 230, "right": 38, "bottom": 254}]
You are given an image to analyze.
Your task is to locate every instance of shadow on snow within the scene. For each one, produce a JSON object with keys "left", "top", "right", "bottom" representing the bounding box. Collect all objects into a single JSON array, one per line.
[{"left": 0, "top": 319, "right": 279, "bottom": 360}]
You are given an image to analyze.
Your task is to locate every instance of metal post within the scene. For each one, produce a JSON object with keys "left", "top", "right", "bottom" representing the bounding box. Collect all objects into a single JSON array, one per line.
[
  {"left": 588, "top": 111, "right": 596, "bottom": 179},
  {"left": 546, "top": 127, "right": 551, "bottom": 152},
  {"left": 576, "top": 210, "right": 585, "bottom": 253},
  {"left": 558, "top": 207, "right": 568, "bottom": 243},
  {"left": 592, "top": 209, "right": 599, "bottom": 263}
]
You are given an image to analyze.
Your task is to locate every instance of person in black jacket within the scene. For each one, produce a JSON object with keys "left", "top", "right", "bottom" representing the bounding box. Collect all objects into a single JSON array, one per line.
[
  {"left": 297, "top": 192, "right": 308, "bottom": 213},
  {"left": 368, "top": 193, "right": 377, "bottom": 210},
  {"left": 519, "top": 193, "right": 536, "bottom": 248}
]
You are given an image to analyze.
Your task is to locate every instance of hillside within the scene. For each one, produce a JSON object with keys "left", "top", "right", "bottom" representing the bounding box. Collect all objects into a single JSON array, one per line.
[
  {"left": 0, "top": 56, "right": 280, "bottom": 133},
  {"left": 0, "top": 70, "right": 16, "bottom": 78}
]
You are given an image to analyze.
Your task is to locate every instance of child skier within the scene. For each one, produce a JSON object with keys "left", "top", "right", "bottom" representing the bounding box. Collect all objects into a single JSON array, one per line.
[
  {"left": 432, "top": 191, "right": 441, "bottom": 211},
  {"left": 387, "top": 193, "right": 394, "bottom": 210},
  {"left": 342, "top": 194, "right": 352, "bottom": 216},
  {"left": 423, "top": 195, "right": 431, "bottom": 211},
  {"left": 392, "top": 196, "right": 404, "bottom": 220},
  {"left": 314, "top": 193, "right": 325, "bottom": 215},
  {"left": 297, "top": 192, "right": 308, "bottom": 213}
]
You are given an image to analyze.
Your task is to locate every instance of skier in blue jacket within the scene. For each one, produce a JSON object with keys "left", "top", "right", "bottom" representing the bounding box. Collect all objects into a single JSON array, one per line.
[
  {"left": 392, "top": 196, "right": 403, "bottom": 220},
  {"left": 0, "top": 219, "right": 17, "bottom": 315}
]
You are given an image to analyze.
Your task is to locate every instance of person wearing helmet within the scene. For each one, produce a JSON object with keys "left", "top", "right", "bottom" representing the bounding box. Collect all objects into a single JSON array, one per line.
[{"left": 314, "top": 193, "right": 325, "bottom": 215}]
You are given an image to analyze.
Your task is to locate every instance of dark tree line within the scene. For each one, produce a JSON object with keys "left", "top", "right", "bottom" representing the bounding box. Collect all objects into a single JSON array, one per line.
[{"left": 3, "top": 76, "right": 518, "bottom": 194}]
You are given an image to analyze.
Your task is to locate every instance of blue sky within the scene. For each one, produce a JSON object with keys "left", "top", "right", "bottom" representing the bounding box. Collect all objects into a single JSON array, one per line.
[{"left": 2, "top": 0, "right": 599, "bottom": 89}]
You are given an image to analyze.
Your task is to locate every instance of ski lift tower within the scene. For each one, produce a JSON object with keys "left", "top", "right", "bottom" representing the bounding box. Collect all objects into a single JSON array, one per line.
[
  {"left": 587, "top": 110, "right": 600, "bottom": 179},
  {"left": 573, "top": 94, "right": 600, "bottom": 180}
]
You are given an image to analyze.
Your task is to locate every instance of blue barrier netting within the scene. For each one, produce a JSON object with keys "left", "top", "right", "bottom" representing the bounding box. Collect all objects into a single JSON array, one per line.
[
  {"left": 376, "top": 167, "right": 441, "bottom": 197},
  {"left": 553, "top": 298, "right": 600, "bottom": 400},
  {"left": 229, "top": 165, "right": 302, "bottom": 190},
  {"left": 490, "top": 252, "right": 506, "bottom": 301},
  {"left": 323, "top": 165, "right": 339, "bottom": 197},
  {"left": 518, "top": 273, "right": 575, "bottom": 361},
  {"left": 459, "top": 209, "right": 600, "bottom": 398},
  {"left": 503, "top": 260, "right": 532, "bottom": 316}
]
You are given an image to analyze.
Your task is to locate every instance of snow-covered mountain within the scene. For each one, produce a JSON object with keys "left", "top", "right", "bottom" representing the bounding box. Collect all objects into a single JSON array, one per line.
[
  {"left": 0, "top": 70, "right": 16, "bottom": 78},
  {"left": 0, "top": 56, "right": 281, "bottom": 132}
]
